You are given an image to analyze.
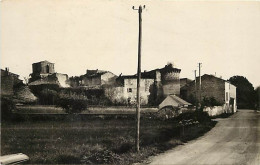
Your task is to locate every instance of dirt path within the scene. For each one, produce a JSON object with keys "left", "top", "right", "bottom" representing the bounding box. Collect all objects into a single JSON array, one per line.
[{"left": 148, "top": 110, "right": 260, "bottom": 165}]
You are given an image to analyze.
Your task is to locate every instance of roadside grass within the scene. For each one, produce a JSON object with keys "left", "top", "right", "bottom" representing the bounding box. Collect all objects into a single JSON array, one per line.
[{"left": 1, "top": 114, "right": 216, "bottom": 164}]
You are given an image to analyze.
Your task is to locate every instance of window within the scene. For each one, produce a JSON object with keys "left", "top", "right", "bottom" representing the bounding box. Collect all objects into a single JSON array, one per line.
[
  {"left": 46, "top": 65, "right": 50, "bottom": 73},
  {"left": 127, "top": 88, "right": 132, "bottom": 93},
  {"left": 226, "top": 92, "right": 229, "bottom": 102}
]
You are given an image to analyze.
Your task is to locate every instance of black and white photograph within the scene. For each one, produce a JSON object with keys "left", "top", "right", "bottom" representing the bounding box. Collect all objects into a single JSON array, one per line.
[{"left": 1, "top": 0, "right": 259, "bottom": 164}]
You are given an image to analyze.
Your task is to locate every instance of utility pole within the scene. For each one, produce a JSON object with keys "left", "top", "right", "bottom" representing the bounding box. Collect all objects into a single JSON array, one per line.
[
  {"left": 133, "top": 5, "right": 145, "bottom": 152},
  {"left": 198, "top": 63, "right": 202, "bottom": 104},
  {"left": 194, "top": 70, "right": 197, "bottom": 110}
]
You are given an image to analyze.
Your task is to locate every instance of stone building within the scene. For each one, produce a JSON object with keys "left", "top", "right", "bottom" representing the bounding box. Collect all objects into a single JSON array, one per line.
[
  {"left": 180, "top": 78, "right": 192, "bottom": 88},
  {"left": 1, "top": 68, "right": 23, "bottom": 96},
  {"left": 1, "top": 68, "right": 37, "bottom": 103},
  {"left": 81, "top": 69, "right": 118, "bottom": 88},
  {"left": 141, "top": 63, "right": 181, "bottom": 96},
  {"left": 181, "top": 74, "right": 237, "bottom": 113},
  {"left": 29, "top": 61, "right": 69, "bottom": 88},
  {"left": 105, "top": 63, "right": 182, "bottom": 105},
  {"left": 110, "top": 75, "right": 155, "bottom": 105},
  {"left": 30, "top": 61, "right": 55, "bottom": 82}
]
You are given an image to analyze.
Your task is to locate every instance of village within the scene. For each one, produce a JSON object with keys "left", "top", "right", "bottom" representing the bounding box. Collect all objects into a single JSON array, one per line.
[
  {"left": 1, "top": 60, "right": 242, "bottom": 164},
  {"left": 1, "top": 60, "right": 237, "bottom": 117},
  {"left": 1, "top": 1, "right": 260, "bottom": 165}
]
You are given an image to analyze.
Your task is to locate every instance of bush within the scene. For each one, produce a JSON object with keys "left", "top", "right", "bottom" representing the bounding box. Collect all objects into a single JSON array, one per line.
[
  {"left": 39, "top": 89, "right": 58, "bottom": 105},
  {"left": 1, "top": 97, "right": 16, "bottom": 121},
  {"left": 175, "top": 111, "right": 211, "bottom": 124},
  {"left": 56, "top": 95, "right": 88, "bottom": 114},
  {"left": 201, "top": 96, "right": 222, "bottom": 107}
]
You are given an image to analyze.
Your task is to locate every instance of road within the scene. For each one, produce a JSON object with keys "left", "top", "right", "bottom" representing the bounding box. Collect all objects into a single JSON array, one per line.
[{"left": 148, "top": 110, "right": 260, "bottom": 165}]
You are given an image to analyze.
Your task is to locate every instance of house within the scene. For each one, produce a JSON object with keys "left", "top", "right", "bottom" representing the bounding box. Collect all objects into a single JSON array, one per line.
[
  {"left": 110, "top": 75, "right": 155, "bottom": 105},
  {"left": 1, "top": 68, "right": 37, "bottom": 103},
  {"left": 30, "top": 60, "right": 55, "bottom": 82},
  {"left": 180, "top": 78, "right": 192, "bottom": 88},
  {"left": 181, "top": 74, "right": 237, "bottom": 113},
  {"left": 104, "top": 63, "right": 182, "bottom": 105},
  {"left": 80, "top": 69, "right": 118, "bottom": 88},
  {"left": 29, "top": 61, "right": 70, "bottom": 88},
  {"left": 1, "top": 68, "right": 23, "bottom": 96},
  {"left": 142, "top": 63, "right": 181, "bottom": 96}
]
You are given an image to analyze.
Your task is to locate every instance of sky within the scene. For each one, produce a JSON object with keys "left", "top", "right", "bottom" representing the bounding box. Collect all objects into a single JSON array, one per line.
[{"left": 1, "top": 0, "right": 260, "bottom": 88}]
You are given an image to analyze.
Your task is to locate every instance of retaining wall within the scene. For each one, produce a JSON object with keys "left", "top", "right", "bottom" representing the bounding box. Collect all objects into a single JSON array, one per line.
[{"left": 203, "top": 104, "right": 234, "bottom": 116}]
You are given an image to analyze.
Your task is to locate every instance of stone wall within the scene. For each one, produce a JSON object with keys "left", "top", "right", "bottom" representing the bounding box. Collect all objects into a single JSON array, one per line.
[
  {"left": 162, "top": 80, "right": 180, "bottom": 96},
  {"left": 82, "top": 76, "right": 101, "bottom": 86},
  {"left": 81, "top": 72, "right": 117, "bottom": 87},
  {"left": 32, "top": 61, "right": 55, "bottom": 75},
  {"left": 100, "top": 72, "right": 117, "bottom": 85},
  {"left": 184, "top": 75, "right": 225, "bottom": 104},
  {"left": 180, "top": 78, "right": 192, "bottom": 88},
  {"left": 123, "top": 78, "right": 154, "bottom": 105},
  {"left": 54, "top": 73, "right": 70, "bottom": 88},
  {"left": 1, "top": 75, "right": 14, "bottom": 96},
  {"left": 203, "top": 104, "right": 234, "bottom": 116},
  {"left": 105, "top": 78, "right": 154, "bottom": 105},
  {"left": 1, "top": 69, "right": 22, "bottom": 96}
]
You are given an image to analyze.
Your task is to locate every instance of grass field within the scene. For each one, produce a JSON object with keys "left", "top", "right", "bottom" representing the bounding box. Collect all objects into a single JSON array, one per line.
[
  {"left": 1, "top": 116, "right": 215, "bottom": 164},
  {"left": 15, "top": 105, "right": 158, "bottom": 114}
]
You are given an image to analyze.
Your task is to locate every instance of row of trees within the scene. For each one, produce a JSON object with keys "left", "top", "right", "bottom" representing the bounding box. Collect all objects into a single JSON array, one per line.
[{"left": 228, "top": 76, "right": 259, "bottom": 110}]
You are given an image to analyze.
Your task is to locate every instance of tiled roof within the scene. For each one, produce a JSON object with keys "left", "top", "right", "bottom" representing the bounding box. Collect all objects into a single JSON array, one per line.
[
  {"left": 169, "top": 95, "right": 192, "bottom": 106},
  {"left": 33, "top": 60, "right": 54, "bottom": 64}
]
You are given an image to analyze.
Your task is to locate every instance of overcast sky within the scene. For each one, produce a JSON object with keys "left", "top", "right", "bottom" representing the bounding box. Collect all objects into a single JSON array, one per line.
[{"left": 1, "top": 0, "right": 260, "bottom": 88}]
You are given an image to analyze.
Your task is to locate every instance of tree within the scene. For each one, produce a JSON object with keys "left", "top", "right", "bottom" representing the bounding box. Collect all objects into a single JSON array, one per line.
[
  {"left": 39, "top": 88, "right": 58, "bottom": 105},
  {"left": 256, "top": 86, "right": 260, "bottom": 110},
  {"left": 1, "top": 96, "right": 16, "bottom": 121},
  {"left": 228, "top": 76, "right": 256, "bottom": 109},
  {"left": 56, "top": 94, "right": 88, "bottom": 114}
]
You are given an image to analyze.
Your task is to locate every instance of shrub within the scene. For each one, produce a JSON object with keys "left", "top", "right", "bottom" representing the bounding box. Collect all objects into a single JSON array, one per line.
[
  {"left": 113, "top": 97, "right": 128, "bottom": 106},
  {"left": 201, "top": 96, "right": 222, "bottom": 107},
  {"left": 81, "top": 150, "right": 122, "bottom": 164},
  {"left": 39, "top": 89, "right": 58, "bottom": 105},
  {"left": 56, "top": 95, "right": 88, "bottom": 114},
  {"left": 1, "top": 97, "right": 15, "bottom": 121},
  {"left": 55, "top": 154, "right": 81, "bottom": 164},
  {"left": 175, "top": 111, "right": 211, "bottom": 124}
]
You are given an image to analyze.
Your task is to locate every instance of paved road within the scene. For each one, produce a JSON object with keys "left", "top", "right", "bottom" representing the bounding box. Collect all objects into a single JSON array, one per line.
[{"left": 149, "top": 110, "right": 260, "bottom": 165}]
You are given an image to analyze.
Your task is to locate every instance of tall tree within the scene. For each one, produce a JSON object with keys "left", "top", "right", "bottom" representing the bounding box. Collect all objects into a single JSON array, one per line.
[
  {"left": 256, "top": 86, "right": 260, "bottom": 110},
  {"left": 228, "top": 76, "right": 256, "bottom": 109}
]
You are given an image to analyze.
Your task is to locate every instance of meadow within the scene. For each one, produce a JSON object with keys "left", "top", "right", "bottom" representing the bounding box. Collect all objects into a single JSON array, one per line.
[{"left": 1, "top": 114, "right": 215, "bottom": 164}]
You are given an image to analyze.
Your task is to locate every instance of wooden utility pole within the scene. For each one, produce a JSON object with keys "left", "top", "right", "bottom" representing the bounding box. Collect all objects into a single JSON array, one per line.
[
  {"left": 133, "top": 5, "right": 145, "bottom": 152},
  {"left": 198, "top": 63, "right": 202, "bottom": 104},
  {"left": 194, "top": 70, "right": 197, "bottom": 110}
]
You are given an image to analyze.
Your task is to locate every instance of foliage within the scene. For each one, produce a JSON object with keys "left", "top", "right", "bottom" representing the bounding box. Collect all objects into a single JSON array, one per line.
[
  {"left": 1, "top": 118, "right": 215, "bottom": 164},
  {"left": 148, "top": 83, "right": 165, "bottom": 106},
  {"left": 256, "top": 86, "right": 260, "bottom": 110},
  {"left": 201, "top": 96, "right": 222, "bottom": 107},
  {"left": 112, "top": 96, "right": 128, "bottom": 106},
  {"left": 68, "top": 76, "right": 82, "bottom": 87},
  {"left": 187, "top": 94, "right": 197, "bottom": 105},
  {"left": 228, "top": 76, "right": 256, "bottom": 109},
  {"left": 56, "top": 94, "right": 88, "bottom": 114},
  {"left": 175, "top": 110, "right": 211, "bottom": 124},
  {"left": 39, "top": 89, "right": 58, "bottom": 105},
  {"left": 29, "top": 84, "right": 60, "bottom": 96},
  {"left": 1, "top": 96, "right": 16, "bottom": 121},
  {"left": 156, "top": 106, "right": 181, "bottom": 120}
]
